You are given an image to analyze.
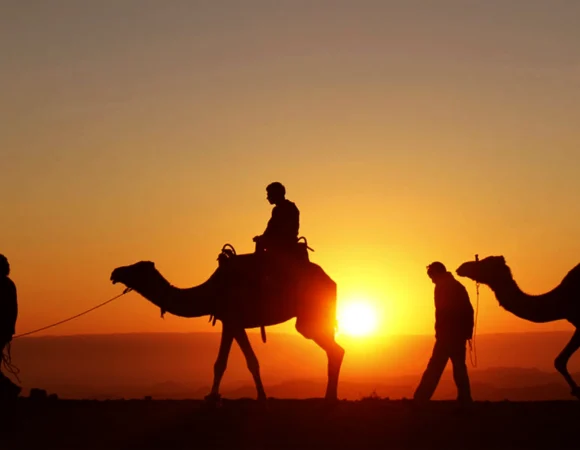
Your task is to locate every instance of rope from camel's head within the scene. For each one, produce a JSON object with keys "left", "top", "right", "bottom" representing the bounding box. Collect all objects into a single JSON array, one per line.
[{"left": 469, "top": 253, "right": 480, "bottom": 368}]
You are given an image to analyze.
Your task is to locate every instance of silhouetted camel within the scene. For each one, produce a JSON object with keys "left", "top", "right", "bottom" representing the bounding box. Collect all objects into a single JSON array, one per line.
[
  {"left": 110, "top": 245, "right": 344, "bottom": 403},
  {"left": 456, "top": 255, "right": 580, "bottom": 399}
]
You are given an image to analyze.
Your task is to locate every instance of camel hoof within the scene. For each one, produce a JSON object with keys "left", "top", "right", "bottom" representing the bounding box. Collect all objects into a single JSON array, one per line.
[
  {"left": 324, "top": 396, "right": 339, "bottom": 407},
  {"left": 203, "top": 393, "right": 223, "bottom": 408},
  {"left": 255, "top": 396, "right": 269, "bottom": 411},
  {"left": 321, "top": 397, "right": 341, "bottom": 414},
  {"left": 571, "top": 387, "right": 580, "bottom": 399}
]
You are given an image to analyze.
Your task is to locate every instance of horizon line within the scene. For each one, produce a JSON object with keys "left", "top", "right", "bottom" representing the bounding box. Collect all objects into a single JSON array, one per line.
[{"left": 12, "top": 329, "right": 575, "bottom": 340}]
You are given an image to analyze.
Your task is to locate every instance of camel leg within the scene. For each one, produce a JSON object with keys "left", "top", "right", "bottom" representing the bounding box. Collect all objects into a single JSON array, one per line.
[
  {"left": 317, "top": 335, "right": 344, "bottom": 401},
  {"left": 554, "top": 328, "right": 580, "bottom": 398},
  {"left": 297, "top": 325, "right": 345, "bottom": 401},
  {"left": 234, "top": 329, "right": 267, "bottom": 401},
  {"left": 206, "top": 325, "right": 234, "bottom": 402}
]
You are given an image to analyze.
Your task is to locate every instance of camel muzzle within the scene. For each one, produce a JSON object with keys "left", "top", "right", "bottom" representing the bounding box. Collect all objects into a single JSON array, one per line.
[{"left": 110, "top": 269, "right": 122, "bottom": 284}]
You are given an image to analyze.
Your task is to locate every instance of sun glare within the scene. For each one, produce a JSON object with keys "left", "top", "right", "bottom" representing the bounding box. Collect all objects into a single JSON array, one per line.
[{"left": 337, "top": 300, "right": 378, "bottom": 337}]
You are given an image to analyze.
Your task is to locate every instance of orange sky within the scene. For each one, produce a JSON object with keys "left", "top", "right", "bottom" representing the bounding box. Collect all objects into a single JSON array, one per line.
[{"left": 2, "top": 1, "right": 580, "bottom": 340}]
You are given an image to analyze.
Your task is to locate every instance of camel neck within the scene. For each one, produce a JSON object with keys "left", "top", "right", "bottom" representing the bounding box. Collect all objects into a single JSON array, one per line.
[
  {"left": 135, "top": 272, "right": 214, "bottom": 319},
  {"left": 489, "top": 275, "right": 567, "bottom": 323}
]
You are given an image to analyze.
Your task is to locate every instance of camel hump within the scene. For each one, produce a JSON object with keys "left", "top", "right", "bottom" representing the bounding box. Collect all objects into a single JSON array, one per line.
[{"left": 560, "top": 263, "right": 580, "bottom": 289}]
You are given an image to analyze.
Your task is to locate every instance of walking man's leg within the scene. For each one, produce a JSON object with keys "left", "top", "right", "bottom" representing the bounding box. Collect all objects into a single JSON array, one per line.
[
  {"left": 449, "top": 339, "right": 472, "bottom": 403},
  {"left": 413, "top": 339, "right": 449, "bottom": 402}
]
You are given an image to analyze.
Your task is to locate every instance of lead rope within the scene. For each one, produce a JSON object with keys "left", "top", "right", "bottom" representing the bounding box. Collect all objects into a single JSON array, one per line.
[
  {"left": 469, "top": 254, "right": 480, "bottom": 368},
  {"left": 1, "top": 288, "right": 132, "bottom": 382},
  {"left": 12, "top": 288, "right": 132, "bottom": 339},
  {"left": 1, "top": 342, "right": 20, "bottom": 383}
]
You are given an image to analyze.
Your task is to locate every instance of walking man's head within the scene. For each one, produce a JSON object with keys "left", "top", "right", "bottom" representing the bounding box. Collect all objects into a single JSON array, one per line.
[
  {"left": 426, "top": 261, "right": 447, "bottom": 283},
  {"left": 0, "top": 254, "right": 9, "bottom": 277}
]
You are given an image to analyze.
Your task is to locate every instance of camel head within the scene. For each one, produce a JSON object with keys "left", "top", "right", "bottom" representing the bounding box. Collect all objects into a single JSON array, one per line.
[
  {"left": 110, "top": 261, "right": 161, "bottom": 293},
  {"left": 456, "top": 255, "right": 511, "bottom": 286}
]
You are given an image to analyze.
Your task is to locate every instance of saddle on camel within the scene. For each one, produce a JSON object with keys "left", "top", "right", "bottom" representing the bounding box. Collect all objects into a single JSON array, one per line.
[{"left": 216, "top": 236, "right": 316, "bottom": 330}]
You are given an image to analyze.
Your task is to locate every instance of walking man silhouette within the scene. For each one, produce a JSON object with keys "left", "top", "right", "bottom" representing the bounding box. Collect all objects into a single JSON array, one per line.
[
  {"left": 413, "top": 261, "right": 474, "bottom": 405},
  {"left": 0, "top": 254, "right": 21, "bottom": 400}
]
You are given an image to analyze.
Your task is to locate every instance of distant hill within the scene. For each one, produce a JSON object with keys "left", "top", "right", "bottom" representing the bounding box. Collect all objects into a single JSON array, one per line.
[{"left": 7, "top": 330, "right": 580, "bottom": 400}]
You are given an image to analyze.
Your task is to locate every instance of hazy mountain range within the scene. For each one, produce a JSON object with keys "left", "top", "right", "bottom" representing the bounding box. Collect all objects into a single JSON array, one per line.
[{"left": 7, "top": 331, "right": 580, "bottom": 401}]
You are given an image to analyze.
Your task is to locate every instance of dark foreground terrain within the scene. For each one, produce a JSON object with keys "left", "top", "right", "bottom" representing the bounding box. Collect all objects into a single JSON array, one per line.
[{"left": 2, "top": 398, "right": 579, "bottom": 450}]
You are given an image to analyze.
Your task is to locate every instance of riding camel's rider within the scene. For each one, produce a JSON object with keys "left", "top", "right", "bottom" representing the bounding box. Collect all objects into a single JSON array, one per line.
[
  {"left": 252, "top": 182, "right": 301, "bottom": 287},
  {"left": 253, "top": 182, "right": 300, "bottom": 256},
  {"left": 0, "top": 253, "right": 21, "bottom": 399}
]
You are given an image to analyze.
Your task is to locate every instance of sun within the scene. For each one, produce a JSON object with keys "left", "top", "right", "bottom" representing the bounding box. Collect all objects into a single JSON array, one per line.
[{"left": 337, "top": 300, "right": 378, "bottom": 337}]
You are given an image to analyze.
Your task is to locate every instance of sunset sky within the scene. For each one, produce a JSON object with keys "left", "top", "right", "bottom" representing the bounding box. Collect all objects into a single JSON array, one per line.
[{"left": 2, "top": 1, "right": 580, "bottom": 341}]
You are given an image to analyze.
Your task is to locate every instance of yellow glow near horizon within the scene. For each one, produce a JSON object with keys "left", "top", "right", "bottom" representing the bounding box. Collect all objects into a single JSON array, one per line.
[{"left": 337, "top": 300, "right": 378, "bottom": 337}]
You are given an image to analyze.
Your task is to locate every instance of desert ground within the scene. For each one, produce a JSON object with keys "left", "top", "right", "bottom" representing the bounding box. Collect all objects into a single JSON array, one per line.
[
  {"left": 2, "top": 397, "right": 579, "bottom": 450},
  {"left": 4, "top": 331, "right": 580, "bottom": 448}
]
